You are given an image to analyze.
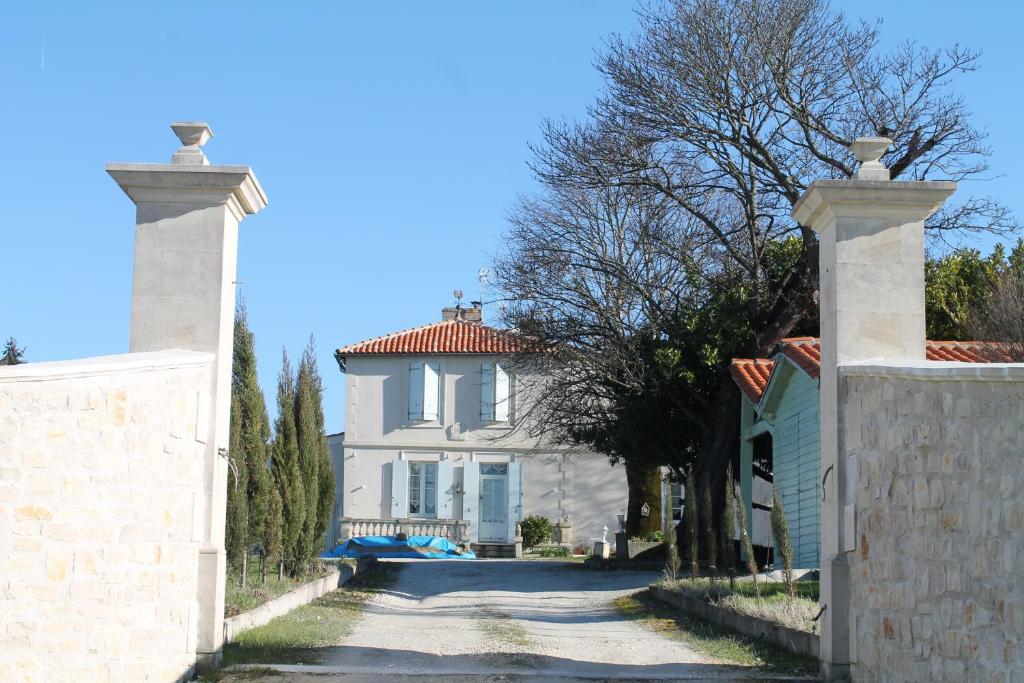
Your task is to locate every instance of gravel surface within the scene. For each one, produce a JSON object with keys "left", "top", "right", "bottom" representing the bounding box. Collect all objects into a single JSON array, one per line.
[
  {"left": 223, "top": 559, "right": 817, "bottom": 681},
  {"left": 314, "top": 559, "right": 769, "bottom": 680}
]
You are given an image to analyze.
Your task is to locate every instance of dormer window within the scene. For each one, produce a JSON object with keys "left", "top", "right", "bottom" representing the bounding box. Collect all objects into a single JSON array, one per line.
[
  {"left": 408, "top": 360, "right": 440, "bottom": 422},
  {"left": 480, "top": 361, "right": 510, "bottom": 423}
]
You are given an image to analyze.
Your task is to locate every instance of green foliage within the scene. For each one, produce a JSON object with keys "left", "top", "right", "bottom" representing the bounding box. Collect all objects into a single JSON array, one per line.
[
  {"left": 520, "top": 515, "right": 554, "bottom": 548},
  {"left": 225, "top": 393, "right": 249, "bottom": 565},
  {"left": 683, "top": 476, "right": 698, "bottom": 576},
  {"left": 264, "top": 489, "right": 284, "bottom": 580},
  {"left": 926, "top": 246, "right": 1005, "bottom": 340},
  {"left": 770, "top": 486, "right": 795, "bottom": 598},
  {"left": 721, "top": 464, "right": 736, "bottom": 585},
  {"left": 1, "top": 337, "right": 25, "bottom": 365},
  {"left": 294, "top": 338, "right": 323, "bottom": 564},
  {"left": 644, "top": 530, "right": 665, "bottom": 543},
  {"left": 272, "top": 349, "right": 306, "bottom": 575},
  {"left": 533, "top": 545, "right": 572, "bottom": 558},
  {"left": 232, "top": 301, "right": 272, "bottom": 553},
  {"left": 733, "top": 482, "right": 759, "bottom": 598},
  {"left": 700, "top": 474, "right": 717, "bottom": 575}
]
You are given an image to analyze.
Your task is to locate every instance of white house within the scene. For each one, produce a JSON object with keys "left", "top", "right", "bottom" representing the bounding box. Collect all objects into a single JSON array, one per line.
[{"left": 330, "top": 305, "right": 627, "bottom": 556}]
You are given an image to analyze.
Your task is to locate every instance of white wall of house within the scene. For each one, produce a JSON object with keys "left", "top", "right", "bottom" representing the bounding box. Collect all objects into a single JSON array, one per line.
[{"left": 338, "top": 354, "right": 626, "bottom": 548}]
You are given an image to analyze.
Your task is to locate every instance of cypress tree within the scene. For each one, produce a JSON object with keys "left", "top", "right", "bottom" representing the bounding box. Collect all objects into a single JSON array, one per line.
[
  {"left": 232, "top": 300, "right": 272, "bottom": 559},
  {"left": 265, "top": 489, "right": 285, "bottom": 583},
  {"left": 1, "top": 337, "right": 25, "bottom": 365},
  {"left": 225, "top": 392, "right": 249, "bottom": 566},
  {"left": 771, "top": 486, "right": 796, "bottom": 597},
  {"left": 306, "top": 337, "right": 335, "bottom": 553},
  {"left": 734, "top": 481, "right": 760, "bottom": 598},
  {"left": 701, "top": 474, "right": 717, "bottom": 576},
  {"left": 683, "top": 476, "right": 698, "bottom": 576},
  {"left": 721, "top": 463, "right": 736, "bottom": 589},
  {"left": 271, "top": 349, "right": 305, "bottom": 574},
  {"left": 294, "top": 338, "right": 322, "bottom": 564}
]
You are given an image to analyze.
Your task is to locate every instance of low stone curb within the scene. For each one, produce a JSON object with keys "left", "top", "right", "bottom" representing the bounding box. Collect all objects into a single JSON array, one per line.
[
  {"left": 648, "top": 586, "right": 819, "bottom": 659},
  {"left": 223, "top": 559, "right": 366, "bottom": 643}
]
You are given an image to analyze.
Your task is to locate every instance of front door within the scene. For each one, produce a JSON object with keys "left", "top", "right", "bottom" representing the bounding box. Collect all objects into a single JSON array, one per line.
[{"left": 478, "top": 463, "right": 508, "bottom": 542}]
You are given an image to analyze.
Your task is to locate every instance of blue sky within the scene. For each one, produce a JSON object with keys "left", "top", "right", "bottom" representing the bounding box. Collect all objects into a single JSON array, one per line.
[{"left": 3, "top": 1, "right": 1022, "bottom": 433}]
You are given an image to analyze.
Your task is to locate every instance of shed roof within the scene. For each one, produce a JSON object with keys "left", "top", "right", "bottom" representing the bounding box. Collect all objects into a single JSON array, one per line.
[{"left": 729, "top": 338, "right": 1009, "bottom": 404}]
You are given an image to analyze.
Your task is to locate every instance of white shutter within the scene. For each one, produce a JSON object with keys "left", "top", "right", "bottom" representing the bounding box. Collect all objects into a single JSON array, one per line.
[
  {"left": 391, "top": 459, "right": 409, "bottom": 518},
  {"left": 480, "top": 362, "right": 495, "bottom": 421},
  {"left": 408, "top": 361, "right": 424, "bottom": 421},
  {"left": 437, "top": 460, "right": 454, "bottom": 519},
  {"left": 507, "top": 461, "right": 523, "bottom": 542},
  {"left": 494, "top": 363, "right": 510, "bottom": 423},
  {"left": 462, "top": 462, "right": 479, "bottom": 542},
  {"left": 423, "top": 362, "right": 440, "bottom": 422}
]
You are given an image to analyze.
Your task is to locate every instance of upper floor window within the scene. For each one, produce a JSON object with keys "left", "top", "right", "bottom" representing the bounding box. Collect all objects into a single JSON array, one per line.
[
  {"left": 408, "top": 361, "right": 440, "bottom": 422},
  {"left": 480, "top": 361, "right": 510, "bottom": 423},
  {"left": 408, "top": 461, "right": 438, "bottom": 517}
]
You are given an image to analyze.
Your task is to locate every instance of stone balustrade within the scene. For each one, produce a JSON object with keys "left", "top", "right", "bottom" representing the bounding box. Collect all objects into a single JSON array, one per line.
[{"left": 338, "top": 517, "right": 470, "bottom": 543}]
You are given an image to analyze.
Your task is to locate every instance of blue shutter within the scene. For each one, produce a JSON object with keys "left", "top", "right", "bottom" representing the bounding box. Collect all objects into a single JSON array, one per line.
[
  {"left": 480, "top": 362, "right": 495, "bottom": 421},
  {"left": 408, "top": 361, "right": 424, "bottom": 421}
]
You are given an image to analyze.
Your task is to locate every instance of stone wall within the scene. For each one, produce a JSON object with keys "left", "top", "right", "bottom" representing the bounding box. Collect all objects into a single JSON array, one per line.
[
  {"left": 842, "top": 363, "right": 1024, "bottom": 682},
  {"left": 0, "top": 351, "right": 214, "bottom": 682}
]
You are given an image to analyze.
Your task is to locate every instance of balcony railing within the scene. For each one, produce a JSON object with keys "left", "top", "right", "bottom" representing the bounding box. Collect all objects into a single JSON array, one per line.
[{"left": 338, "top": 517, "right": 471, "bottom": 544}]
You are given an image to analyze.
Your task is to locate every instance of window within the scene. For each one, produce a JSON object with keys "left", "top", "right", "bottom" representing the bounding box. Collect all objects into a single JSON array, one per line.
[
  {"left": 408, "top": 462, "right": 438, "bottom": 517},
  {"left": 670, "top": 483, "right": 683, "bottom": 521},
  {"left": 480, "top": 361, "right": 510, "bottom": 422},
  {"left": 408, "top": 361, "right": 440, "bottom": 422}
]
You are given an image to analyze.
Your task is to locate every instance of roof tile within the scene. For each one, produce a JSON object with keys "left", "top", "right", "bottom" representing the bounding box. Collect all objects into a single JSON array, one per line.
[
  {"left": 730, "top": 338, "right": 1009, "bottom": 403},
  {"left": 336, "top": 319, "right": 523, "bottom": 356},
  {"left": 729, "top": 358, "right": 776, "bottom": 404}
]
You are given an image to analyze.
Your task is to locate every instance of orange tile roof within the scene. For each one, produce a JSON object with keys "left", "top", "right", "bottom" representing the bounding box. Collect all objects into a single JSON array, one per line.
[
  {"left": 730, "top": 338, "right": 1009, "bottom": 403},
  {"left": 336, "top": 319, "right": 523, "bottom": 356},
  {"left": 729, "top": 359, "right": 776, "bottom": 404}
]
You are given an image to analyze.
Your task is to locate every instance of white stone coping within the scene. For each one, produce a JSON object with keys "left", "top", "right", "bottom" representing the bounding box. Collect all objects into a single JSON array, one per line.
[
  {"left": 841, "top": 359, "right": 1024, "bottom": 381},
  {"left": 0, "top": 350, "right": 214, "bottom": 383}
]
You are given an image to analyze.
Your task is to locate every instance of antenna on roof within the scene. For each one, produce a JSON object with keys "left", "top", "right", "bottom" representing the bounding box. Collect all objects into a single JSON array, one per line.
[
  {"left": 453, "top": 289, "right": 464, "bottom": 307},
  {"left": 477, "top": 267, "right": 490, "bottom": 314}
]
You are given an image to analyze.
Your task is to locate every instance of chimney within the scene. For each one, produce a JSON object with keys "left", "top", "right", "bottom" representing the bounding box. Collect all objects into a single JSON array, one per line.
[
  {"left": 441, "top": 305, "right": 482, "bottom": 322},
  {"left": 107, "top": 122, "right": 267, "bottom": 669},
  {"left": 792, "top": 137, "right": 954, "bottom": 680}
]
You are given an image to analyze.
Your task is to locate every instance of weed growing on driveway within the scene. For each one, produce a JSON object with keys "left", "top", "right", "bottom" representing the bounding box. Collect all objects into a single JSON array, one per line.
[
  {"left": 613, "top": 591, "right": 818, "bottom": 675},
  {"left": 220, "top": 561, "right": 400, "bottom": 667}
]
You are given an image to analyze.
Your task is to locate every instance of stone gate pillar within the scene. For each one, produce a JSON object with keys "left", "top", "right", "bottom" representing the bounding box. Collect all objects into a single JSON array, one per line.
[
  {"left": 107, "top": 123, "right": 267, "bottom": 668},
  {"left": 791, "top": 138, "right": 954, "bottom": 680}
]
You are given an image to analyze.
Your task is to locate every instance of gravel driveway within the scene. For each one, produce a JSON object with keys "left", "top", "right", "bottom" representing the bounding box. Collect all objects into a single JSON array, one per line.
[{"left": 249, "top": 559, "right": 801, "bottom": 681}]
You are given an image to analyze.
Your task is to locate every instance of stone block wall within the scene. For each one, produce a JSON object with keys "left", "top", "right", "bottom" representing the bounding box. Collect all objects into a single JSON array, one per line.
[
  {"left": 0, "top": 351, "right": 213, "bottom": 682},
  {"left": 843, "top": 365, "right": 1024, "bottom": 682}
]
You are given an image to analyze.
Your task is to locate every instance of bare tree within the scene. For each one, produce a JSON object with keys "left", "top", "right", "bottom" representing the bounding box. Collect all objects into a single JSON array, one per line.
[
  {"left": 495, "top": 180, "right": 711, "bottom": 535},
  {"left": 970, "top": 270, "right": 1024, "bottom": 362},
  {"left": 527, "top": 0, "right": 1014, "bottom": 495}
]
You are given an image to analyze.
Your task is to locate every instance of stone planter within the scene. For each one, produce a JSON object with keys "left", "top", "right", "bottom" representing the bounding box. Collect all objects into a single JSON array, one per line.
[
  {"left": 648, "top": 586, "right": 819, "bottom": 658},
  {"left": 222, "top": 559, "right": 367, "bottom": 643}
]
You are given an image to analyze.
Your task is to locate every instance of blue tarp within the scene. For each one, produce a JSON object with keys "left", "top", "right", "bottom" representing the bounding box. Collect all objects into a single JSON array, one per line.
[{"left": 322, "top": 535, "right": 477, "bottom": 560}]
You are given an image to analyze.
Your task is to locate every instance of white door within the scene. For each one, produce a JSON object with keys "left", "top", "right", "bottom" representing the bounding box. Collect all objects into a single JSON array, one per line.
[{"left": 479, "top": 463, "right": 509, "bottom": 542}]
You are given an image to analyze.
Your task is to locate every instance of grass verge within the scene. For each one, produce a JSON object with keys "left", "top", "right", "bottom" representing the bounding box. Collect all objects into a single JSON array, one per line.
[
  {"left": 219, "top": 561, "right": 399, "bottom": 668},
  {"left": 656, "top": 578, "right": 819, "bottom": 632},
  {"left": 224, "top": 558, "right": 355, "bottom": 618},
  {"left": 613, "top": 591, "right": 818, "bottom": 675}
]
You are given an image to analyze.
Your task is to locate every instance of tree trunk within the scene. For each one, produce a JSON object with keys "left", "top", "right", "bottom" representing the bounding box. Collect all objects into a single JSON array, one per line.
[
  {"left": 625, "top": 462, "right": 662, "bottom": 537},
  {"left": 241, "top": 553, "right": 248, "bottom": 589}
]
